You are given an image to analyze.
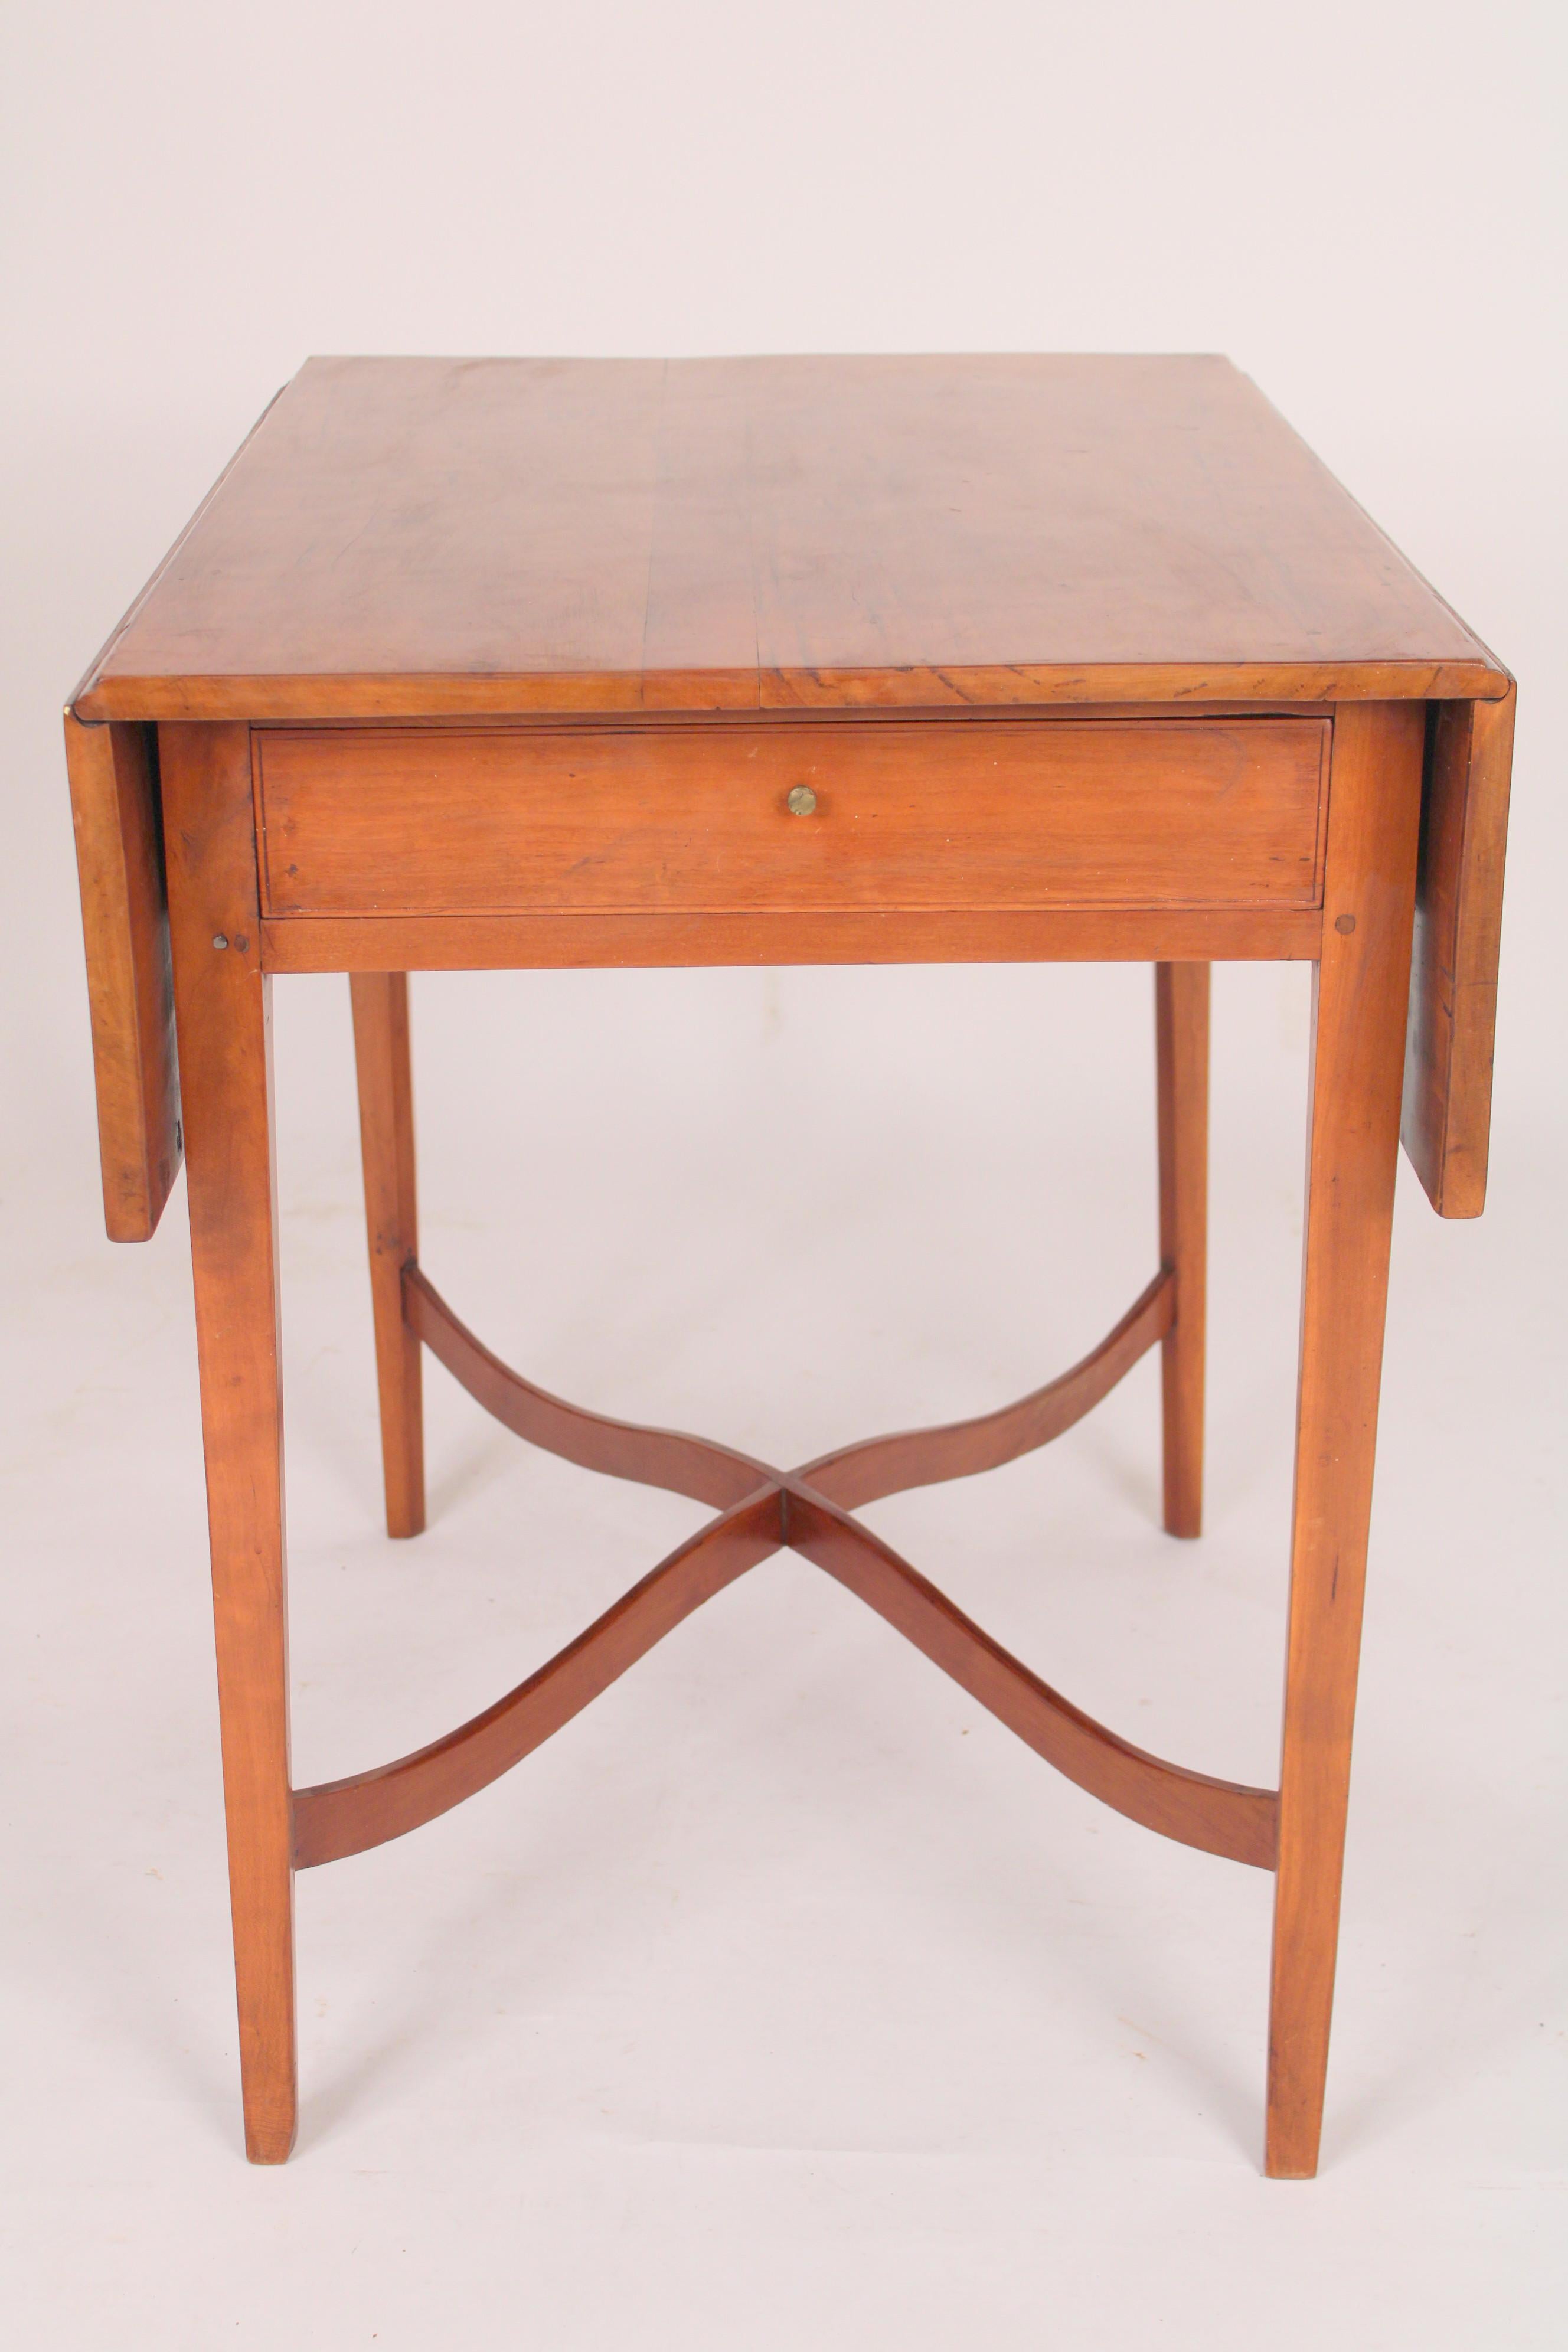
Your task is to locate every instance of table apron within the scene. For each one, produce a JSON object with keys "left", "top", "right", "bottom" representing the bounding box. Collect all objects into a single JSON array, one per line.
[
  {"left": 251, "top": 714, "right": 1329, "bottom": 967},
  {"left": 257, "top": 906, "right": 1319, "bottom": 971}
]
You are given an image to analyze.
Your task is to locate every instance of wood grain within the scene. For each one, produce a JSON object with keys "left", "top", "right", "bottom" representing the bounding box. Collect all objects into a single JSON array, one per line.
[
  {"left": 160, "top": 720, "right": 296, "bottom": 2165},
  {"left": 73, "top": 357, "right": 1507, "bottom": 722},
  {"left": 1402, "top": 687, "right": 1515, "bottom": 1216},
  {"left": 349, "top": 975, "right": 424, "bottom": 1536},
  {"left": 63, "top": 713, "right": 181, "bottom": 1239},
  {"left": 1266, "top": 700, "right": 1425, "bottom": 2179},
  {"left": 1155, "top": 963, "right": 1210, "bottom": 1537},
  {"left": 256, "top": 717, "right": 1329, "bottom": 917}
]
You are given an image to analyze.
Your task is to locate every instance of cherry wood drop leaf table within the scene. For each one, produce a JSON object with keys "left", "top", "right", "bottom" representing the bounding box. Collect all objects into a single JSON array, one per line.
[{"left": 64, "top": 355, "right": 1514, "bottom": 2173}]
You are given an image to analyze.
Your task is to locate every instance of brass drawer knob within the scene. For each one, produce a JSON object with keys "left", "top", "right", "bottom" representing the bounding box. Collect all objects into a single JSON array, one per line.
[{"left": 786, "top": 785, "right": 818, "bottom": 816}]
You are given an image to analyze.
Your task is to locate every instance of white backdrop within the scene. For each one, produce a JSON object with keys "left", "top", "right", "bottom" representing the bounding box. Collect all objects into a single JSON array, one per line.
[{"left": 2, "top": 5, "right": 1564, "bottom": 2347}]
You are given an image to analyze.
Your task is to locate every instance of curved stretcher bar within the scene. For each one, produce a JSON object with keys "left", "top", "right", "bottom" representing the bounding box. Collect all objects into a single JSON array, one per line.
[
  {"left": 293, "top": 1487, "right": 783, "bottom": 1867},
  {"left": 293, "top": 1265, "right": 1274, "bottom": 1874},
  {"left": 785, "top": 1491, "right": 1277, "bottom": 1868},
  {"left": 799, "top": 1271, "right": 1174, "bottom": 1508},
  {"left": 404, "top": 1266, "right": 770, "bottom": 1510}
]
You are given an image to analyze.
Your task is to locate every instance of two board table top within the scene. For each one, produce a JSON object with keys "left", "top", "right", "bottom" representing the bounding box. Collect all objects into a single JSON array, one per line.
[
  {"left": 62, "top": 355, "right": 1515, "bottom": 2173},
  {"left": 74, "top": 352, "right": 1505, "bottom": 717}
]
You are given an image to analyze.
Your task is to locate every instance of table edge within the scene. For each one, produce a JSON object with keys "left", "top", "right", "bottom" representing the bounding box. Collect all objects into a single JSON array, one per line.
[{"left": 71, "top": 658, "right": 1512, "bottom": 724}]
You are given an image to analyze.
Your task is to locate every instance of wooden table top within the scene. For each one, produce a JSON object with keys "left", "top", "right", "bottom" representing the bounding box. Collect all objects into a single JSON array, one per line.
[
  {"left": 64, "top": 353, "right": 1516, "bottom": 1244},
  {"left": 72, "top": 354, "right": 1507, "bottom": 723}
]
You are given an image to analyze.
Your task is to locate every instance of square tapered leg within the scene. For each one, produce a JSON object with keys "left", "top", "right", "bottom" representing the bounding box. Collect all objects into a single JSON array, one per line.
[
  {"left": 350, "top": 971, "right": 425, "bottom": 1538},
  {"left": 1156, "top": 961, "right": 1210, "bottom": 1538},
  {"left": 163, "top": 722, "right": 297, "bottom": 2164},
  {"left": 1266, "top": 701, "right": 1425, "bottom": 2178}
]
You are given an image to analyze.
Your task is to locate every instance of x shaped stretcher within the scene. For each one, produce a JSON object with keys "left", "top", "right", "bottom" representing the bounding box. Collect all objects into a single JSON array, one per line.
[{"left": 292, "top": 1265, "right": 1277, "bottom": 1874}]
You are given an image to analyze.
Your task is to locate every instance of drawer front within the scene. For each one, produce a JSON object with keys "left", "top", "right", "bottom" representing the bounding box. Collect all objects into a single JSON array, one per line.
[{"left": 256, "top": 718, "right": 1329, "bottom": 918}]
